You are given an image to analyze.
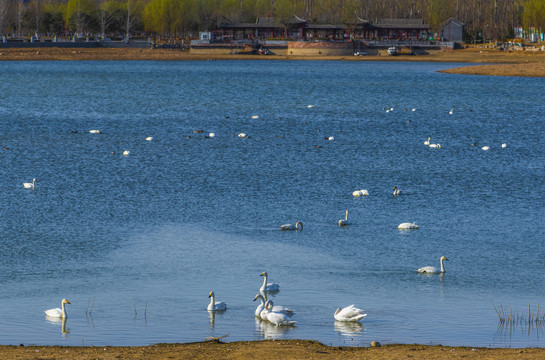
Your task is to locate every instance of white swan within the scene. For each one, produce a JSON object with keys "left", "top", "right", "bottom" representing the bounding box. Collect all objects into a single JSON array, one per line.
[
  {"left": 481, "top": 146, "right": 490, "bottom": 151},
  {"left": 254, "top": 294, "right": 294, "bottom": 317},
  {"left": 89, "top": 129, "right": 101, "bottom": 134},
  {"left": 417, "top": 256, "right": 449, "bottom": 273},
  {"left": 449, "top": 109, "right": 454, "bottom": 115},
  {"left": 398, "top": 222, "right": 419, "bottom": 230},
  {"left": 260, "top": 272, "right": 280, "bottom": 292},
  {"left": 262, "top": 300, "right": 296, "bottom": 326},
  {"left": 307, "top": 105, "right": 314, "bottom": 108},
  {"left": 207, "top": 291, "right": 227, "bottom": 311},
  {"left": 238, "top": 133, "right": 248, "bottom": 138},
  {"left": 352, "top": 189, "right": 369, "bottom": 196},
  {"left": 280, "top": 222, "right": 303, "bottom": 231},
  {"left": 122, "top": 150, "right": 130, "bottom": 156},
  {"left": 207, "top": 132, "right": 215, "bottom": 138},
  {"left": 393, "top": 186, "right": 400, "bottom": 196},
  {"left": 45, "top": 299, "right": 70, "bottom": 318},
  {"left": 145, "top": 136, "right": 153, "bottom": 141},
  {"left": 334, "top": 305, "right": 367, "bottom": 322},
  {"left": 251, "top": 115, "right": 259, "bottom": 119},
  {"left": 429, "top": 143, "right": 442, "bottom": 148},
  {"left": 502, "top": 143, "right": 506, "bottom": 148},
  {"left": 424, "top": 137, "right": 431, "bottom": 145},
  {"left": 23, "top": 178, "right": 36, "bottom": 189},
  {"left": 338, "top": 210, "right": 349, "bottom": 226}
]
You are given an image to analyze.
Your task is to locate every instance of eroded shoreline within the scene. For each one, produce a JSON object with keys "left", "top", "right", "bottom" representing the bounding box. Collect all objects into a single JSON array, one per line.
[
  {"left": 1, "top": 47, "right": 545, "bottom": 77},
  {"left": 1, "top": 340, "right": 545, "bottom": 359}
]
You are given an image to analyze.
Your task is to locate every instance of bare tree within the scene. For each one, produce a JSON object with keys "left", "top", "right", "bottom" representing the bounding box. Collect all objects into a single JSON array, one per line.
[
  {"left": 17, "top": 0, "right": 24, "bottom": 38},
  {"left": 0, "top": 0, "right": 8, "bottom": 36},
  {"left": 99, "top": 8, "right": 113, "bottom": 39},
  {"left": 125, "top": 0, "right": 137, "bottom": 39}
]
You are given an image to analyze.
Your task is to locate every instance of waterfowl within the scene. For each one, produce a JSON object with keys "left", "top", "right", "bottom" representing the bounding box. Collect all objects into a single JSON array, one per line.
[
  {"left": 429, "top": 143, "right": 442, "bottom": 148},
  {"left": 253, "top": 294, "right": 294, "bottom": 317},
  {"left": 352, "top": 190, "right": 369, "bottom": 196},
  {"left": 251, "top": 115, "right": 259, "bottom": 119},
  {"left": 238, "top": 133, "right": 248, "bottom": 138},
  {"left": 326, "top": 136, "right": 334, "bottom": 141},
  {"left": 393, "top": 186, "right": 400, "bottom": 196},
  {"left": 398, "top": 222, "right": 419, "bottom": 230},
  {"left": 45, "top": 299, "right": 70, "bottom": 318},
  {"left": 334, "top": 305, "right": 367, "bottom": 322},
  {"left": 501, "top": 143, "right": 507, "bottom": 148},
  {"left": 207, "top": 291, "right": 227, "bottom": 311},
  {"left": 481, "top": 146, "right": 490, "bottom": 151},
  {"left": 23, "top": 178, "right": 36, "bottom": 189},
  {"left": 307, "top": 105, "right": 314, "bottom": 108},
  {"left": 280, "top": 222, "right": 303, "bottom": 231},
  {"left": 338, "top": 210, "right": 349, "bottom": 226},
  {"left": 122, "top": 150, "right": 130, "bottom": 156},
  {"left": 260, "top": 272, "right": 280, "bottom": 292},
  {"left": 145, "top": 136, "right": 153, "bottom": 141},
  {"left": 449, "top": 109, "right": 454, "bottom": 115},
  {"left": 417, "top": 256, "right": 449, "bottom": 273},
  {"left": 89, "top": 129, "right": 101, "bottom": 134},
  {"left": 262, "top": 300, "right": 296, "bottom": 326},
  {"left": 424, "top": 137, "right": 431, "bottom": 145},
  {"left": 207, "top": 133, "right": 215, "bottom": 138}
]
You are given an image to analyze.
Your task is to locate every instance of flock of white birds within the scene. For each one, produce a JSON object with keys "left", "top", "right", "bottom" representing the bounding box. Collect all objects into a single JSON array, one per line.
[
  {"left": 37, "top": 107, "right": 461, "bottom": 330},
  {"left": 207, "top": 271, "right": 367, "bottom": 327}
]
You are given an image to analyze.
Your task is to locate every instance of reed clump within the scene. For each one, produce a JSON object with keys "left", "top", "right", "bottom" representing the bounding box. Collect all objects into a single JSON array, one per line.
[{"left": 494, "top": 303, "right": 545, "bottom": 325}]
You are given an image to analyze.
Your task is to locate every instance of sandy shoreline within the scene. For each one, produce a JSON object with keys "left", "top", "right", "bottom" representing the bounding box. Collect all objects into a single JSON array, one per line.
[
  {"left": 1, "top": 47, "right": 545, "bottom": 77},
  {"left": 1, "top": 340, "right": 545, "bottom": 359}
]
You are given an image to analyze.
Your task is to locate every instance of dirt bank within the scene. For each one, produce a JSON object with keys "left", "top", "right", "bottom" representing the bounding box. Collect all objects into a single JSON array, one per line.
[
  {"left": 2, "top": 340, "right": 545, "bottom": 360},
  {"left": 1, "top": 47, "right": 545, "bottom": 77}
]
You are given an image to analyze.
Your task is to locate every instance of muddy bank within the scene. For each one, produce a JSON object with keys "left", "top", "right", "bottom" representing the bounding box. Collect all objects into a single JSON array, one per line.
[{"left": 1, "top": 340, "right": 545, "bottom": 360}]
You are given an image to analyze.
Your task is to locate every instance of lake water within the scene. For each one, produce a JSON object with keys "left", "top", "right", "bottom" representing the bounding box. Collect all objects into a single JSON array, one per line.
[{"left": 0, "top": 60, "right": 544, "bottom": 348}]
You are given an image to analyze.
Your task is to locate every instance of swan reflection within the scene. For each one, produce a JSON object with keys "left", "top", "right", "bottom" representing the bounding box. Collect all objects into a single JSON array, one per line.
[
  {"left": 255, "top": 318, "right": 294, "bottom": 340},
  {"left": 45, "top": 316, "right": 69, "bottom": 337},
  {"left": 334, "top": 320, "right": 364, "bottom": 336}
]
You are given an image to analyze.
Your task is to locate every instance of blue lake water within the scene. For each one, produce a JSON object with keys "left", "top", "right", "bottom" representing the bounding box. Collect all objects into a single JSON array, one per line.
[{"left": 0, "top": 60, "right": 544, "bottom": 348}]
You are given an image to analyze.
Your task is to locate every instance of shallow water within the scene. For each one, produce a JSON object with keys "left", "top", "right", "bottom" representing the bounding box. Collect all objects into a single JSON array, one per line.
[{"left": 0, "top": 60, "right": 544, "bottom": 347}]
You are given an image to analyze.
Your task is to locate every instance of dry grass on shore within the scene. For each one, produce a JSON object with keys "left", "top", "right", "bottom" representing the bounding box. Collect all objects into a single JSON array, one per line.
[{"left": 1, "top": 340, "right": 545, "bottom": 360}]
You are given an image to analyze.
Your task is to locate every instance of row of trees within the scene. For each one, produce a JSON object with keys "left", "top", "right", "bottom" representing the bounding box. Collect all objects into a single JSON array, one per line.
[{"left": 0, "top": 0, "right": 543, "bottom": 42}]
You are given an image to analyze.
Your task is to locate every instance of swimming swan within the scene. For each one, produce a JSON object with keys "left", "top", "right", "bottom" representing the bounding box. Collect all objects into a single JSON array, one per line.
[
  {"left": 429, "top": 143, "right": 442, "bottom": 148},
  {"left": 45, "top": 299, "right": 70, "bottom": 318},
  {"left": 145, "top": 136, "right": 153, "bottom": 141},
  {"left": 338, "top": 210, "right": 349, "bottom": 226},
  {"left": 334, "top": 305, "right": 367, "bottom": 322},
  {"left": 417, "top": 256, "right": 449, "bottom": 273},
  {"left": 207, "top": 291, "right": 227, "bottom": 311},
  {"left": 393, "top": 186, "right": 400, "bottom": 196},
  {"left": 481, "top": 146, "right": 490, "bottom": 151},
  {"left": 254, "top": 294, "right": 294, "bottom": 317},
  {"left": 352, "top": 190, "right": 369, "bottom": 196},
  {"left": 89, "top": 129, "right": 101, "bottom": 134},
  {"left": 398, "top": 222, "right": 419, "bottom": 230},
  {"left": 23, "top": 178, "right": 36, "bottom": 189},
  {"left": 262, "top": 300, "right": 296, "bottom": 326},
  {"left": 424, "top": 137, "right": 431, "bottom": 145},
  {"left": 280, "top": 222, "right": 303, "bottom": 231},
  {"left": 260, "top": 272, "right": 280, "bottom": 292}
]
